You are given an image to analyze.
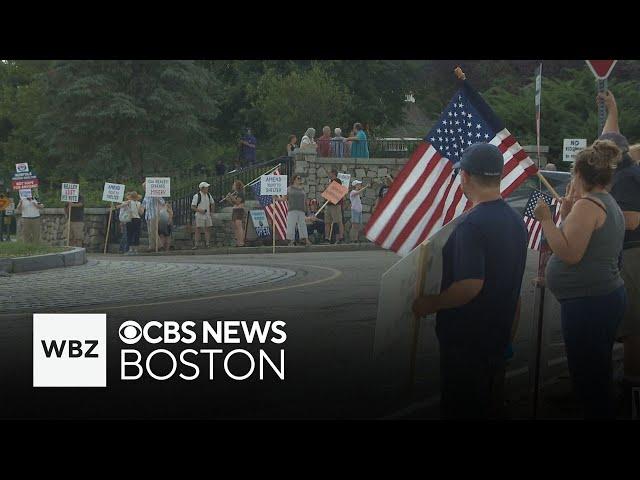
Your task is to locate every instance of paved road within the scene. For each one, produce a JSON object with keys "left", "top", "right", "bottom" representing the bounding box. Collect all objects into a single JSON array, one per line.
[{"left": 0, "top": 249, "right": 582, "bottom": 419}]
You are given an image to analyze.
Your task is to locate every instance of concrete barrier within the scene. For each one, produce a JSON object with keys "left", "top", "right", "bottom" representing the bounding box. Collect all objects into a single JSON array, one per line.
[{"left": 1, "top": 247, "right": 86, "bottom": 274}]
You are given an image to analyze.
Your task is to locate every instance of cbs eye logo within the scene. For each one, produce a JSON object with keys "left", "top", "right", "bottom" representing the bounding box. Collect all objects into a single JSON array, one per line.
[{"left": 119, "top": 321, "right": 142, "bottom": 345}]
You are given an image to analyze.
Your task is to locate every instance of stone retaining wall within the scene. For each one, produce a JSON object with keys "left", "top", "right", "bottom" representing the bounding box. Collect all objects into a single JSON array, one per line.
[
  {"left": 17, "top": 206, "right": 264, "bottom": 252},
  {"left": 294, "top": 156, "right": 409, "bottom": 237}
]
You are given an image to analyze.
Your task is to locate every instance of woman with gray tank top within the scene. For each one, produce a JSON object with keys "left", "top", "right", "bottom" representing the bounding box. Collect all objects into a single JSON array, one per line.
[
  {"left": 284, "top": 175, "right": 311, "bottom": 247},
  {"left": 534, "top": 140, "right": 627, "bottom": 418}
]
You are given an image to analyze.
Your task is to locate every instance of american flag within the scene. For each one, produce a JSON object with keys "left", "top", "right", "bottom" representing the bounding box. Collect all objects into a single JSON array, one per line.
[
  {"left": 365, "top": 80, "right": 538, "bottom": 256},
  {"left": 524, "top": 189, "right": 561, "bottom": 251},
  {"left": 250, "top": 168, "right": 288, "bottom": 240}
]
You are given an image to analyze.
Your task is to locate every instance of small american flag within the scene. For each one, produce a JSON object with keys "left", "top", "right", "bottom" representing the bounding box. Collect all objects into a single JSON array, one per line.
[
  {"left": 365, "top": 80, "right": 538, "bottom": 256},
  {"left": 250, "top": 168, "right": 288, "bottom": 240},
  {"left": 524, "top": 189, "right": 561, "bottom": 251}
]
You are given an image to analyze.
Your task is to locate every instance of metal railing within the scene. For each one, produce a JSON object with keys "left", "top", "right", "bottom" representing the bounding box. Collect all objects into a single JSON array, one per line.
[
  {"left": 169, "top": 156, "right": 294, "bottom": 226},
  {"left": 302, "top": 137, "right": 423, "bottom": 159}
]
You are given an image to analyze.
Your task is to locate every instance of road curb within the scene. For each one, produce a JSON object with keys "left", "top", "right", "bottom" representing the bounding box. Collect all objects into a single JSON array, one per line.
[
  {"left": 2, "top": 247, "right": 86, "bottom": 274},
  {"left": 107, "top": 243, "right": 382, "bottom": 257}
]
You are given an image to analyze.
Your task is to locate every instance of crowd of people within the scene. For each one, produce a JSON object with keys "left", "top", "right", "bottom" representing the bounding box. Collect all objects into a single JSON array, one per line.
[
  {"left": 289, "top": 122, "right": 370, "bottom": 159},
  {"left": 411, "top": 90, "right": 640, "bottom": 419}
]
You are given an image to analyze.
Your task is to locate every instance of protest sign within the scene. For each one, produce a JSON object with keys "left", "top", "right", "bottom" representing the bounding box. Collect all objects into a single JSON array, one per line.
[
  {"left": 12, "top": 171, "right": 38, "bottom": 190},
  {"left": 15, "top": 163, "right": 29, "bottom": 173},
  {"left": 145, "top": 177, "right": 171, "bottom": 197},
  {"left": 373, "top": 212, "right": 467, "bottom": 392},
  {"left": 337, "top": 172, "right": 351, "bottom": 193},
  {"left": 250, "top": 209, "right": 271, "bottom": 238},
  {"left": 260, "top": 174, "right": 287, "bottom": 196},
  {"left": 321, "top": 180, "right": 348, "bottom": 205},
  {"left": 102, "top": 182, "right": 126, "bottom": 203},
  {"left": 19, "top": 189, "right": 32, "bottom": 199},
  {"left": 0, "top": 197, "right": 9, "bottom": 210},
  {"left": 562, "top": 138, "right": 587, "bottom": 163},
  {"left": 61, "top": 183, "right": 80, "bottom": 203}
]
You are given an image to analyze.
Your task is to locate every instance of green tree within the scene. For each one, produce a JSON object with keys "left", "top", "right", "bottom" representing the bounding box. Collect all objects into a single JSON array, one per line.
[
  {"left": 35, "top": 60, "right": 222, "bottom": 182},
  {"left": 248, "top": 65, "right": 353, "bottom": 157}
]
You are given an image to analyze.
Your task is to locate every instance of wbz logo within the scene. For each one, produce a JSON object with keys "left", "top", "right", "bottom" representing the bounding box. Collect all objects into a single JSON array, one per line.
[{"left": 33, "top": 314, "right": 106, "bottom": 387}]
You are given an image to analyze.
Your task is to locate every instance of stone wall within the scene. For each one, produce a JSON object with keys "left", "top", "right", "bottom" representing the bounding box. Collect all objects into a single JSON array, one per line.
[
  {"left": 17, "top": 208, "right": 111, "bottom": 251},
  {"left": 16, "top": 206, "right": 265, "bottom": 252},
  {"left": 294, "top": 155, "right": 409, "bottom": 238}
]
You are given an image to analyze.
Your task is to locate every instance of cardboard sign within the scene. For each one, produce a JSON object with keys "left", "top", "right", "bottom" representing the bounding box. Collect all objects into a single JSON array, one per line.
[
  {"left": 260, "top": 175, "right": 287, "bottom": 196},
  {"left": 61, "top": 183, "right": 79, "bottom": 203},
  {"left": 145, "top": 177, "right": 171, "bottom": 197},
  {"left": 0, "top": 197, "right": 10, "bottom": 211},
  {"left": 102, "top": 182, "right": 126, "bottom": 203},
  {"left": 373, "top": 213, "right": 467, "bottom": 391},
  {"left": 15, "top": 163, "right": 29, "bottom": 173},
  {"left": 321, "top": 180, "right": 349, "bottom": 205},
  {"left": 563, "top": 138, "right": 587, "bottom": 163},
  {"left": 19, "top": 189, "right": 32, "bottom": 199},
  {"left": 250, "top": 209, "right": 271, "bottom": 238}
]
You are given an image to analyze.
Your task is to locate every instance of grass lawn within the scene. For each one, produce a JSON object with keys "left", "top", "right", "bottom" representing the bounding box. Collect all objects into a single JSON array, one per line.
[{"left": 0, "top": 242, "right": 72, "bottom": 258}]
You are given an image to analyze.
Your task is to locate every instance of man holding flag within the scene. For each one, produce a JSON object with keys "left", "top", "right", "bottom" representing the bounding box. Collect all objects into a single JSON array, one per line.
[
  {"left": 412, "top": 143, "right": 528, "bottom": 419},
  {"left": 372, "top": 69, "right": 536, "bottom": 418}
]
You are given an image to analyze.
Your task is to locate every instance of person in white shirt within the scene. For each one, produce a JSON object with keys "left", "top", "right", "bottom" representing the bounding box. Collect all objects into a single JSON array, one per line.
[
  {"left": 349, "top": 180, "right": 368, "bottom": 243},
  {"left": 17, "top": 195, "right": 44, "bottom": 244},
  {"left": 191, "top": 181, "right": 215, "bottom": 249}
]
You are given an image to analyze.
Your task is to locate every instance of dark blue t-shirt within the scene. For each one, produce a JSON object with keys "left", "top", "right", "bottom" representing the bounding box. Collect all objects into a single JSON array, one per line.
[{"left": 435, "top": 199, "right": 528, "bottom": 357}]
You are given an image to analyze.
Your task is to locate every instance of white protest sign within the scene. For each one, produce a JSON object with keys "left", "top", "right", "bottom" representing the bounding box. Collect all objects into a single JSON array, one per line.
[
  {"left": 563, "top": 138, "right": 587, "bottom": 163},
  {"left": 373, "top": 213, "right": 468, "bottom": 391},
  {"left": 250, "top": 209, "right": 271, "bottom": 238},
  {"left": 102, "top": 182, "right": 126, "bottom": 203},
  {"left": 15, "top": 163, "right": 29, "bottom": 173},
  {"left": 337, "top": 172, "right": 351, "bottom": 194},
  {"left": 61, "top": 183, "right": 79, "bottom": 203},
  {"left": 145, "top": 177, "right": 171, "bottom": 197},
  {"left": 260, "top": 174, "right": 287, "bottom": 196},
  {"left": 19, "top": 189, "right": 32, "bottom": 199}
]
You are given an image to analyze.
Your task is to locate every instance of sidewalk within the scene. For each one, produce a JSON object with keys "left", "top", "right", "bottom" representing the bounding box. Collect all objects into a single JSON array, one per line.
[{"left": 105, "top": 241, "right": 382, "bottom": 256}]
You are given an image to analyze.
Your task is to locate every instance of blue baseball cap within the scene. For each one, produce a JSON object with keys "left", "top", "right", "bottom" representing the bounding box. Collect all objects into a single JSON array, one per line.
[{"left": 453, "top": 143, "right": 503, "bottom": 176}]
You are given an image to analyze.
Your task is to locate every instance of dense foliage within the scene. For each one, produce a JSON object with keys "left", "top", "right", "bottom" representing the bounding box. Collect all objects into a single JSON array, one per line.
[{"left": 1, "top": 59, "right": 639, "bottom": 205}]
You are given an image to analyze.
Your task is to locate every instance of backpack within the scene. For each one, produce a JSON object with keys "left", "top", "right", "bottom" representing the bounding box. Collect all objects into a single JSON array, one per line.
[{"left": 195, "top": 192, "right": 215, "bottom": 212}]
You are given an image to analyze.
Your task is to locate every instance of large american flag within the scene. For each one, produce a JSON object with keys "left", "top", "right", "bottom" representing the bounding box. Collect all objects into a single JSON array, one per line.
[
  {"left": 523, "top": 189, "right": 561, "bottom": 250},
  {"left": 365, "top": 80, "right": 538, "bottom": 256},
  {"left": 250, "top": 168, "right": 288, "bottom": 240}
]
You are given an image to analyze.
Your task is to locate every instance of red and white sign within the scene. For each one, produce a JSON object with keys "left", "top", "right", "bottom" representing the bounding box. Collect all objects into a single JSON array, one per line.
[
  {"left": 12, "top": 178, "right": 39, "bottom": 190},
  {"left": 586, "top": 60, "right": 617, "bottom": 80}
]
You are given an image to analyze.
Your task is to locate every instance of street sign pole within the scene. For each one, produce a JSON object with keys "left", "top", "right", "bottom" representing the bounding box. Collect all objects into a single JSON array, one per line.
[{"left": 597, "top": 78, "right": 607, "bottom": 136}]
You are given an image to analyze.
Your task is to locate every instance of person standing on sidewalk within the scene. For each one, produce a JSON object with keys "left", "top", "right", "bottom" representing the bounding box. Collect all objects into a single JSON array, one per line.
[
  {"left": 141, "top": 182, "right": 165, "bottom": 252},
  {"left": 412, "top": 143, "right": 528, "bottom": 419},
  {"left": 597, "top": 90, "right": 640, "bottom": 399},
  {"left": 349, "top": 180, "right": 365, "bottom": 243},
  {"left": 191, "top": 181, "right": 215, "bottom": 249},
  {"left": 536, "top": 140, "right": 627, "bottom": 419},
  {"left": 117, "top": 191, "right": 143, "bottom": 255},
  {"left": 64, "top": 193, "right": 85, "bottom": 247},
  {"left": 17, "top": 194, "right": 44, "bottom": 244},
  {"left": 229, "top": 180, "right": 246, "bottom": 247},
  {"left": 323, "top": 169, "right": 345, "bottom": 244},
  {"left": 285, "top": 175, "right": 311, "bottom": 246}
]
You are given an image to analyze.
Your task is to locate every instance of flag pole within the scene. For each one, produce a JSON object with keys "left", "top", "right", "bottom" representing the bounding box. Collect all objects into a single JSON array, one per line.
[
  {"left": 536, "top": 63, "right": 543, "bottom": 191},
  {"left": 220, "top": 163, "right": 282, "bottom": 203},
  {"left": 246, "top": 163, "right": 281, "bottom": 188}
]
